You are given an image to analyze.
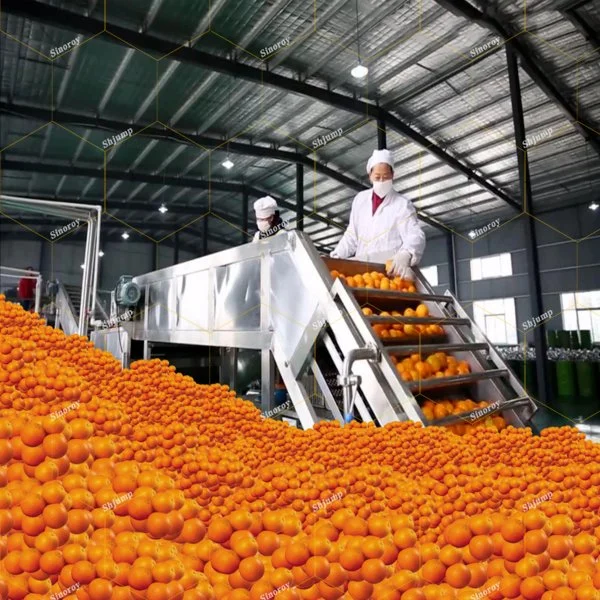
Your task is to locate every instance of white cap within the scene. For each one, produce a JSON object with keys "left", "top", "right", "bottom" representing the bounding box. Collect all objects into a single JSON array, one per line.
[
  {"left": 254, "top": 196, "right": 278, "bottom": 219},
  {"left": 366, "top": 149, "right": 394, "bottom": 174}
]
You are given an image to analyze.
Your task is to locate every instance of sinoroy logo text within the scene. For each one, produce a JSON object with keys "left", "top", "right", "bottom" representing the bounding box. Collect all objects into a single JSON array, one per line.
[
  {"left": 50, "top": 36, "right": 81, "bottom": 59},
  {"left": 260, "top": 37, "right": 290, "bottom": 58}
]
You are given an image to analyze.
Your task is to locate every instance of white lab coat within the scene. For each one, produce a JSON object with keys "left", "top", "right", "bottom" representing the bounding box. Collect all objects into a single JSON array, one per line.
[{"left": 332, "top": 188, "right": 426, "bottom": 265}]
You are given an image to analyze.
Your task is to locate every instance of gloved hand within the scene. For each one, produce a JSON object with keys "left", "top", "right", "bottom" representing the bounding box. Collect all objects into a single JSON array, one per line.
[
  {"left": 330, "top": 251, "right": 341, "bottom": 259},
  {"left": 387, "top": 249, "right": 413, "bottom": 279}
]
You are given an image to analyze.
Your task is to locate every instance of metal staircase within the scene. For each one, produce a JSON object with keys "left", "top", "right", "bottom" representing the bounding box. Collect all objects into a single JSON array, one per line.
[{"left": 101, "top": 231, "right": 537, "bottom": 430}]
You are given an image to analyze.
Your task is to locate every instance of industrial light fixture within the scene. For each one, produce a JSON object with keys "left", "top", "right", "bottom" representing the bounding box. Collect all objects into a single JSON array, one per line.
[
  {"left": 222, "top": 157, "right": 234, "bottom": 170},
  {"left": 158, "top": 204, "right": 168, "bottom": 214},
  {"left": 350, "top": 0, "right": 368, "bottom": 80},
  {"left": 98, "top": 250, "right": 104, "bottom": 257},
  {"left": 589, "top": 201, "right": 599, "bottom": 211},
  {"left": 121, "top": 231, "right": 130, "bottom": 240},
  {"left": 80, "top": 264, "right": 85, "bottom": 269},
  {"left": 351, "top": 64, "right": 368, "bottom": 79}
]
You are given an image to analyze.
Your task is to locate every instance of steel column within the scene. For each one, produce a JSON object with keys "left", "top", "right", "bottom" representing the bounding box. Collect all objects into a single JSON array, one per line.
[
  {"left": 506, "top": 45, "right": 552, "bottom": 406},
  {"left": 202, "top": 216, "right": 209, "bottom": 256},
  {"left": 242, "top": 189, "right": 249, "bottom": 243},
  {"left": 377, "top": 119, "right": 387, "bottom": 150},
  {"left": 296, "top": 164, "right": 304, "bottom": 231},
  {"left": 446, "top": 231, "right": 458, "bottom": 296}
]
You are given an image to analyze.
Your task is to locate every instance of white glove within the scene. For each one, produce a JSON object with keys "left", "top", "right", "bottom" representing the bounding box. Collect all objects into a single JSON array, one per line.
[
  {"left": 387, "top": 249, "right": 413, "bottom": 279},
  {"left": 330, "top": 251, "right": 341, "bottom": 259}
]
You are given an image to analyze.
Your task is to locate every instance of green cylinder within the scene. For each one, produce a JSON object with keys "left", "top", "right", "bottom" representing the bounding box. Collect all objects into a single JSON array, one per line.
[
  {"left": 557, "top": 330, "right": 570, "bottom": 349},
  {"left": 576, "top": 362, "right": 597, "bottom": 398},
  {"left": 523, "top": 360, "right": 537, "bottom": 395},
  {"left": 570, "top": 331, "right": 580, "bottom": 350},
  {"left": 556, "top": 361, "right": 577, "bottom": 397},
  {"left": 579, "top": 330, "right": 592, "bottom": 350},
  {"left": 547, "top": 330, "right": 557, "bottom": 348}
]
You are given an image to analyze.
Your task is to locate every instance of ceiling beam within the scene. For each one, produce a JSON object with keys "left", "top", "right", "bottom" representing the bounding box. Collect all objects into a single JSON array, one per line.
[
  {"left": 1, "top": 0, "right": 521, "bottom": 214},
  {"left": 560, "top": 6, "right": 600, "bottom": 50},
  {"left": 432, "top": 0, "right": 600, "bottom": 159}
]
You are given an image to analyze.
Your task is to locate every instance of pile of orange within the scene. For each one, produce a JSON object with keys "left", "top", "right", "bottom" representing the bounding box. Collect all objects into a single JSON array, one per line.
[
  {"left": 1, "top": 295, "right": 600, "bottom": 600},
  {"left": 363, "top": 306, "right": 445, "bottom": 339},
  {"left": 391, "top": 352, "right": 471, "bottom": 382},
  {"left": 420, "top": 399, "right": 507, "bottom": 434},
  {"left": 330, "top": 270, "right": 417, "bottom": 293}
]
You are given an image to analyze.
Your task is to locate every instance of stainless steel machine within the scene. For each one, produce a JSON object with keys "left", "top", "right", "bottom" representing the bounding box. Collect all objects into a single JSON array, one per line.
[{"left": 91, "top": 230, "right": 537, "bottom": 430}]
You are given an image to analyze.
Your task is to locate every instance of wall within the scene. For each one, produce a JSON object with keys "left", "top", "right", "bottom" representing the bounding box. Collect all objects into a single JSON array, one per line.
[{"left": 420, "top": 203, "right": 600, "bottom": 343}]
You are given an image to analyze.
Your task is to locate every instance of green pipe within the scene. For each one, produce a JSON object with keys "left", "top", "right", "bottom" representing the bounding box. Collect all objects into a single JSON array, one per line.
[
  {"left": 556, "top": 361, "right": 577, "bottom": 397},
  {"left": 576, "top": 362, "right": 597, "bottom": 398}
]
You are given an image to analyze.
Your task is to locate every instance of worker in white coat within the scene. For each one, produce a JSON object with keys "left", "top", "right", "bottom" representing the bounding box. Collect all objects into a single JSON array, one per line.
[
  {"left": 330, "top": 149, "right": 426, "bottom": 279},
  {"left": 252, "top": 196, "right": 288, "bottom": 242}
]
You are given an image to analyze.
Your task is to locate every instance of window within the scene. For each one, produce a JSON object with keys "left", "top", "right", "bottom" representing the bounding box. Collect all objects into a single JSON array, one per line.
[
  {"left": 560, "top": 290, "right": 600, "bottom": 342},
  {"left": 470, "top": 253, "right": 512, "bottom": 281},
  {"left": 420, "top": 265, "right": 439, "bottom": 287},
  {"left": 473, "top": 298, "right": 518, "bottom": 344}
]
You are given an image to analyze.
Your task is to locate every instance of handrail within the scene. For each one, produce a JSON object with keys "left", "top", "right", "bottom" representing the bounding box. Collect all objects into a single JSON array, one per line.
[
  {"left": 55, "top": 283, "right": 79, "bottom": 336},
  {"left": 0, "top": 195, "right": 101, "bottom": 335},
  {"left": 0, "top": 265, "right": 42, "bottom": 313}
]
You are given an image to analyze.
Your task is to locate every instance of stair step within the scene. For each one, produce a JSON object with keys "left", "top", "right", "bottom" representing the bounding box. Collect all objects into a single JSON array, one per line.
[
  {"left": 352, "top": 288, "right": 452, "bottom": 304},
  {"left": 386, "top": 342, "right": 489, "bottom": 355},
  {"left": 407, "top": 369, "right": 508, "bottom": 392},
  {"left": 366, "top": 315, "right": 470, "bottom": 326}
]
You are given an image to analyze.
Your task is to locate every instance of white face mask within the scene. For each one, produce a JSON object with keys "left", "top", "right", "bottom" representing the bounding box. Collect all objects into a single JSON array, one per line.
[
  {"left": 257, "top": 220, "right": 271, "bottom": 232},
  {"left": 373, "top": 180, "right": 393, "bottom": 198}
]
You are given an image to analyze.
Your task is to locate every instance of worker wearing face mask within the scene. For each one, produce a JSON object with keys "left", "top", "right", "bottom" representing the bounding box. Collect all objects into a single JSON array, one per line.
[
  {"left": 252, "top": 196, "right": 288, "bottom": 242},
  {"left": 330, "top": 149, "right": 425, "bottom": 279}
]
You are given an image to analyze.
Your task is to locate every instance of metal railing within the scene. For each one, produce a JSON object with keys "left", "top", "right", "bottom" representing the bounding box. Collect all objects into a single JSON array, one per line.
[
  {"left": 0, "top": 266, "right": 42, "bottom": 313},
  {"left": 0, "top": 195, "right": 101, "bottom": 335}
]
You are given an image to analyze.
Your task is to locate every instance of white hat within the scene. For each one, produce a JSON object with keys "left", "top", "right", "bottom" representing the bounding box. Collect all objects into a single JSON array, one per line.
[
  {"left": 254, "top": 196, "right": 278, "bottom": 218},
  {"left": 366, "top": 149, "right": 394, "bottom": 174}
]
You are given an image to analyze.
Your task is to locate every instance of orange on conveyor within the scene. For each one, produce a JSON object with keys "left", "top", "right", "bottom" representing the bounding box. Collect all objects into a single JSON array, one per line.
[{"left": 0, "top": 295, "right": 599, "bottom": 600}]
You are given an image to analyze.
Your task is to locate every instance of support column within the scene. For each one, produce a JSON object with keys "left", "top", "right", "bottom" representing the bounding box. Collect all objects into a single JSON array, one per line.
[
  {"left": 377, "top": 119, "right": 387, "bottom": 149},
  {"left": 296, "top": 164, "right": 304, "bottom": 231},
  {"left": 446, "top": 231, "right": 458, "bottom": 296},
  {"left": 151, "top": 242, "right": 157, "bottom": 272},
  {"left": 173, "top": 231, "right": 179, "bottom": 265},
  {"left": 506, "top": 45, "right": 552, "bottom": 405},
  {"left": 242, "top": 188, "right": 249, "bottom": 243},
  {"left": 202, "top": 216, "right": 208, "bottom": 256}
]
